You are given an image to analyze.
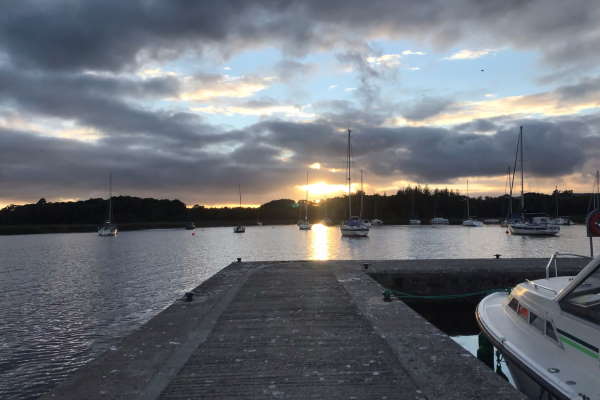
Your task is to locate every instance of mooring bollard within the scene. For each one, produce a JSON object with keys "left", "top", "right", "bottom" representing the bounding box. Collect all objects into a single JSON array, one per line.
[
  {"left": 383, "top": 289, "right": 392, "bottom": 302},
  {"left": 363, "top": 263, "right": 370, "bottom": 270},
  {"left": 494, "top": 254, "right": 501, "bottom": 259},
  {"left": 237, "top": 257, "right": 242, "bottom": 263},
  {"left": 184, "top": 292, "right": 194, "bottom": 302}
]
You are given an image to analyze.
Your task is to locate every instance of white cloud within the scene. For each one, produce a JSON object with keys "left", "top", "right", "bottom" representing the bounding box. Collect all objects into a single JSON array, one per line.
[
  {"left": 180, "top": 75, "right": 275, "bottom": 101},
  {"left": 344, "top": 87, "right": 357, "bottom": 92},
  {"left": 408, "top": 66, "right": 421, "bottom": 71},
  {"left": 445, "top": 49, "right": 495, "bottom": 60},
  {"left": 191, "top": 103, "right": 315, "bottom": 120},
  {"left": 402, "top": 50, "right": 426, "bottom": 55},
  {"left": 484, "top": 93, "right": 496, "bottom": 98},
  {"left": 328, "top": 84, "right": 337, "bottom": 90},
  {"left": 223, "top": 66, "right": 232, "bottom": 70},
  {"left": 366, "top": 54, "right": 403, "bottom": 68}
]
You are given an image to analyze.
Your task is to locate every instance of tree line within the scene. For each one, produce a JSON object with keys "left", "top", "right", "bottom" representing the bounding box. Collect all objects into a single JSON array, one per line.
[{"left": 0, "top": 187, "right": 596, "bottom": 230}]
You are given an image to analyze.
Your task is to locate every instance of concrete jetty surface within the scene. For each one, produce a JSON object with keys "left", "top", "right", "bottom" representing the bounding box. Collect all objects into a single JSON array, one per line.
[{"left": 42, "top": 258, "right": 589, "bottom": 400}]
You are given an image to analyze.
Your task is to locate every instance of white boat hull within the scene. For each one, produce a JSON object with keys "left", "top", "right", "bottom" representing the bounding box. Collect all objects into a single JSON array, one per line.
[
  {"left": 462, "top": 219, "right": 483, "bottom": 227},
  {"left": 298, "top": 223, "right": 312, "bottom": 230},
  {"left": 509, "top": 223, "right": 559, "bottom": 236},
  {"left": 98, "top": 227, "right": 117, "bottom": 236},
  {"left": 340, "top": 226, "right": 369, "bottom": 237},
  {"left": 233, "top": 226, "right": 246, "bottom": 233},
  {"left": 409, "top": 219, "right": 421, "bottom": 225}
]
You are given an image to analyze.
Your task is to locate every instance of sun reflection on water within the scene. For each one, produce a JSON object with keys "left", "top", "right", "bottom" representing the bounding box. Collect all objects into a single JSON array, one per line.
[{"left": 310, "top": 223, "right": 330, "bottom": 260}]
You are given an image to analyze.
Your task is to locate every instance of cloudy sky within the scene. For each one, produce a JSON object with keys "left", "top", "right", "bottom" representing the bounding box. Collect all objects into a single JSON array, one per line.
[{"left": 1, "top": 0, "right": 600, "bottom": 207}]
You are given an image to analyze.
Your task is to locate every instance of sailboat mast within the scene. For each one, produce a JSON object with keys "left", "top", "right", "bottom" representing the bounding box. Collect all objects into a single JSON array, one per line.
[
  {"left": 305, "top": 170, "right": 309, "bottom": 221},
  {"left": 555, "top": 185, "right": 559, "bottom": 217},
  {"left": 507, "top": 166, "right": 513, "bottom": 218},
  {"left": 595, "top": 170, "right": 600, "bottom": 209},
  {"left": 360, "top": 169, "right": 364, "bottom": 218},
  {"left": 520, "top": 126, "right": 525, "bottom": 212},
  {"left": 347, "top": 129, "right": 352, "bottom": 218},
  {"left": 466, "top": 179, "right": 470, "bottom": 218},
  {"left": 238, "top": 184, "right": 242, "bottom": 207},
  {"left": 108, "top": 172, "right": 112, "bottom": 222}
]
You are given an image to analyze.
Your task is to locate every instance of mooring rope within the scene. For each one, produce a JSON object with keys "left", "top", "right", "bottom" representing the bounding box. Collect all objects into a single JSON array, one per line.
[{"left": 389, "top": 288, "right": 509, "bottom": 300}]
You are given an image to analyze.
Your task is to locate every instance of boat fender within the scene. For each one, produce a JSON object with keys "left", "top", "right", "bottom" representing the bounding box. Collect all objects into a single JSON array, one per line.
[{"left": 477, "top": 333, "right": 494, "bottom": 368}]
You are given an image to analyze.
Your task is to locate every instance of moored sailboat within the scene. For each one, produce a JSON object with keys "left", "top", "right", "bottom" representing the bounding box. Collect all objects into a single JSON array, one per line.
[
  {"left": 340, "top": 129, "right": 369, "bottom": 237},
  {"left": 298, "top": 170, "right": 312, "bottom": 230},
  {"left": 98, "top": 172, "right": 117, "bottom": 237},
  {"left": 508, "top": 126, "right": 559, "bottom": 236},
  {"left": 462, "top": 179, "right": 483, "bottom": 227},
  {"left": 233, "top": 184, "right": 246, "bottom": 233}
]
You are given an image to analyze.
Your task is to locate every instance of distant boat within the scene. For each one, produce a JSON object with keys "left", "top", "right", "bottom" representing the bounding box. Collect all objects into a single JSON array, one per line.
[
  {"left": 551, "top": 186, "right": 573, "bottom": 225},
  {"left": 409, "top": 187, "right": 421, "bottom": 225},
  {"left": 462, "top": 179, "right": 483, "bottom": 227},
  {"left": 98, "top": 172, "right": 117, "bottom": 237},
  {"left": 508, "top": 127, "right": 559, "bottom": 236},
  {"left": 371, "top": 194, "right": 384, "bottom": 226},
  {"left": 185, "top": 221, "right": 195, "bottom": 230},
  {"left": 430, "top": 217, "right": 449, "bottom": 225},
  {"left": 483, "top": 218, "right": 500, "bottom": 224},
  {"left": 341, "top": 129, "right": 369, "bottom": 237},
  {"left": 298, "top": 170, "right": 312, "bottom": 230},
  {"left": 233, "top": 184, "right": 246, "bottom": 233}
]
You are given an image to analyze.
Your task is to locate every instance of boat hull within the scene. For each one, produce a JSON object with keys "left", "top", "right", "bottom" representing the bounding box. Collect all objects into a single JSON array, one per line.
[
  {"left": 233, "top": 226, "right": 246, "bottom": 233},
  {"left": 509, "top": 224, "right": 559, "bottom": 236},
  {"left": 463, "top": 219, "right": 483, "bottom": 227},
  {"left": 298, "top": 223, "right": 312, "bottom": 230},
  {"left": 340, "top": 226, "right": 369, "bottom": 237},
  {"left": 408, "top": 219, "right": 421, "bottom": 225},
  {"left": 98, "top": 228, "right": 117, "bottom": 236}
]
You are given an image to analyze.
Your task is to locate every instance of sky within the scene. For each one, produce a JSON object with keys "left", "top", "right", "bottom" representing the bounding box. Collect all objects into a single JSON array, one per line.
[{"left": 2, "top": 0, "right": 600, "bottom": 207}]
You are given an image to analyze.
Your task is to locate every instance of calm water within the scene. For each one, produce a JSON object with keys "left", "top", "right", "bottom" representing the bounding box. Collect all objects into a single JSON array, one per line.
[{"left": 0, "top": 224, "right": 591, "bottom": 399}]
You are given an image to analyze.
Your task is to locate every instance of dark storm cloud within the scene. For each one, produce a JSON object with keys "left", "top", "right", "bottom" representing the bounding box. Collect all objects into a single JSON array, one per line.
[
  {"left": 2, "top": 0, "right": 599, "bottom": 73},
  {"left": 401, "top": 97, "right": 457, "bottom": 121}
]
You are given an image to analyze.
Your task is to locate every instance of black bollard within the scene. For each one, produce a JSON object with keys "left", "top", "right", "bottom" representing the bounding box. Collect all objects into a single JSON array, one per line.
[
  {"left": 237, "top": 257, "right": 242, "bottom": 263},
  {"left": 184, "top": 292, "right": 194, "bottom": 302},
  {"left": 363, "top": 263, "right": 370, "bottom": 270},
  {"left": 494, "top": 254, "right": 501, "bottom": 259}
]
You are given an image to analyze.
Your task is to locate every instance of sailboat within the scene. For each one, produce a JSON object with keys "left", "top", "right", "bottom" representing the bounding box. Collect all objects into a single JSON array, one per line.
[
  {"left": 233, "top": 184, "right": 246, "bottom": 233},
  {"left": 359, "top": 169, "right": 372, "bottom": 227},
  {"left": 298, "top": 170, "right": 312, "bottom": 230},
  {"left": 408, "top": 186, "right": 421, "bottom": 225},
  {"left": 462, "top": 179, "right": 483, "bottom": 227},
  {"left": 340, "top": 129, "right": 369, "bottom": 237},
  {"left": 551, "top": 186, "right": 573, "bottom": 225},
  {"left": 371, "top": 194, "right": 383, "bottom": 226},
  {"left": 98, "top": 173, "right": 118, "bottom": 236},
  {"left": 508, "top": 126, "right": 559, "bottom": 236}
]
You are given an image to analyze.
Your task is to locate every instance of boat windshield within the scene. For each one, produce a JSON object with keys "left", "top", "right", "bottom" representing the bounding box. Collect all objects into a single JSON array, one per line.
[{"left": 560, "top": 265, "right": 600, "bottom": 325}]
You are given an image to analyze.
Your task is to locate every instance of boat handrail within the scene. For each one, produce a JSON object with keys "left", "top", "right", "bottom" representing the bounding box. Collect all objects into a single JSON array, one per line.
[
  {"left": 525, "top": 279, "right": 557, "bottom": 294},
  {"left": 545, "top": 252, "right": 589, "bottom": 279}
]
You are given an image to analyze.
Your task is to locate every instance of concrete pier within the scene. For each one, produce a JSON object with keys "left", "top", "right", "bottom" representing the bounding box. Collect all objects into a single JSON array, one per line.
[{"left": 42, "top": 258, "right": 589, "bottom": 400}]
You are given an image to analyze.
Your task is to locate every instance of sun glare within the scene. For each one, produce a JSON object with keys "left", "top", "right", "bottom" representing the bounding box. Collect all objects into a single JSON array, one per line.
[{"left": 297, "top": 182, "right": 358, "bottom": 198}]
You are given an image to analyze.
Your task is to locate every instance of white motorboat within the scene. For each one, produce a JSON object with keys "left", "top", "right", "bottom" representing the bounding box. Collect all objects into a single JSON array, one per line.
[
  {"left": 341, "top": 129, "right": 369, "bottom": 237},
  {"left": 298, "top": 170, "right": 312, "bottom": 230},
  {"left": 409, "top": 218, "right": 421, "bottom": 225},
  {"left": 477, "top": 252, "right": 599, "bottom": 400},
  {"left": 371, "top": 218, "right": 384, "bottom": 226},
  {"left": 98, "top": 172, "right": 117, "bottom": 237},
  {"left": 510, "top": 214, "right": 560, "bottom": 236},
  {"left": 233, "top": 184, "right": 246, "bottom": 233},
  {"left": 431, "top": 217, "right": 449, "bottom": 225}
]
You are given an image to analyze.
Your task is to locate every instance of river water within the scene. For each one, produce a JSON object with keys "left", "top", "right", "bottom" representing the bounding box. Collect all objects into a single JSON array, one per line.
[{"left": 0, "top": 224, "right": 592, "bottom": 399}]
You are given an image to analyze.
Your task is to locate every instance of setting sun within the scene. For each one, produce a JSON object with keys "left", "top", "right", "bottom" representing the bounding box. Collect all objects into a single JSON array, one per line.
[{"left": 297, "top": 182, "right": 360, "bottom": 198}]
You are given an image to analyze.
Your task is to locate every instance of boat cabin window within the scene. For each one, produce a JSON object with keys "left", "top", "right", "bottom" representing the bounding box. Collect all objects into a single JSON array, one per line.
[
  {"left": 517, "top": 304, "right": 529, "bottom": 320},
  {"left": 508, "top": 298, "right": 519, "bottom": 311},
  {"left": 529, "top": 312, "right": 545, "bottom": 333},
  {"left": 545, "top": 321, "right": 558, "bottom": 341},
  {"left": 560, "top": 265, "right": 600, "bottom": 325}
]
